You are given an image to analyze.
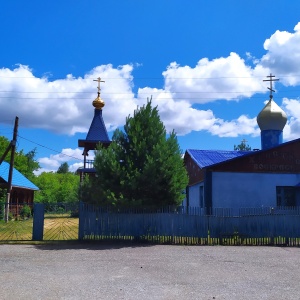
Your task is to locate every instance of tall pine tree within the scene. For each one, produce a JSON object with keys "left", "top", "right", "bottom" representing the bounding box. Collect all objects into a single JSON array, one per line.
[{"left": 85, "top": 100, "right": 188, "bottom": 208}]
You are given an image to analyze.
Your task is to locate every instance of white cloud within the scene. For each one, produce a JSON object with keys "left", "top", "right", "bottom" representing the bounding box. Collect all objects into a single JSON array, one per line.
[
  {"left": 282, "top": 97, "right": 300, "bottom": 140},
  {"left": 260, "top": 22, "right": 300, "bottom": 85},
  {"left": 36, "top": 148, "right": 88, "bottom": 174},
  {"left": 38, "top": 157, "right": 60, "bottom": 169},
  {"left": 69, "top": 162, "right": 84, "bottom": 173},
  {"left": 0, "top": 64, "right": 137, "bottom": 135},
  {"left": 2, "top": 22, "right": 300, "bottom": 157},
  {"left": 209, "top": 115, "right": 259, "bottom": 138},
  {"left": 137, "top": 87, "right": 259, "bottom": 137},
  {"left": 34, "top": 168, "right": 55, "bottom": 175},
  {"left": 162, "top": 52, "right": 267, "bottom": 103}
]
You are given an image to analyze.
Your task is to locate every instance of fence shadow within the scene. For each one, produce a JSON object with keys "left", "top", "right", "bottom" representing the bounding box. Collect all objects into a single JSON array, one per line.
[{"left": 34, "top": 240, "right": 156, "bottom": 251}]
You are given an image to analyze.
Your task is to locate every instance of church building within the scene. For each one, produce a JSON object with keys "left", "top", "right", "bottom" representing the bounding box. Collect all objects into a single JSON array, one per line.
[
  {"left": 77, "top": 78, "right": 111, "bottom": 180},
  {"left": 183, "top": 74, "right": 300, "bottom": 213}
]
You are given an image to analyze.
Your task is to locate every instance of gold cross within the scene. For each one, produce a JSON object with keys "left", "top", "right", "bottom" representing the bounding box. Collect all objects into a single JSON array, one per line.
[
  {"left": 93, "top": 77, "right": 105, "bottom": 95},
  {"left": 263, "top": 73, "right": 279, "bottom": 99}
]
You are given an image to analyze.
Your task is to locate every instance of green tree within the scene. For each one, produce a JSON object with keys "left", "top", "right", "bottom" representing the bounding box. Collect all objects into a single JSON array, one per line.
[
  {"left": 33, "top": 172, "right": 79, "bottom": 204},
  {"left": 234, "top": 139, "right": 251, "bottom": 151},
  {"left": 83, "top": 100, "right": 188, "bottom": 208},
  {"left": 0, "top": 136, "right": 40, "bottom": 180},
  {"left": 57, "top": 162, "right": 70, "bottom": 174}
]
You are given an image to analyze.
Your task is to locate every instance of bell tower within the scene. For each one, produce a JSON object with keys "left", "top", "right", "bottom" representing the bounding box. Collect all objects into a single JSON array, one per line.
[{"left": 77, "top": 77, "right": 111, "bottom": 180}]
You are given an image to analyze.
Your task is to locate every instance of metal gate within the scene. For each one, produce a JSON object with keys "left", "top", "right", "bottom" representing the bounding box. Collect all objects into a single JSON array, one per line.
[
  {"left": 0, "top": 203, "right": 33, "bottom": 241},
  {"left": 43, "top": 203, "right": 79, "bottom": 240}
]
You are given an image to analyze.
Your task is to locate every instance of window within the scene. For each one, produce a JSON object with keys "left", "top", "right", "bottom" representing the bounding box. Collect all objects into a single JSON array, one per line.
[{"left": 276, "top": 186, "right": 296, "bottom": 207}]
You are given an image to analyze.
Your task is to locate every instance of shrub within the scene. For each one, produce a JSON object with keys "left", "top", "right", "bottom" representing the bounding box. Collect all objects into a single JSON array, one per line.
[{"left": 20, "top": 205, "right": 32, "bottom": 219}]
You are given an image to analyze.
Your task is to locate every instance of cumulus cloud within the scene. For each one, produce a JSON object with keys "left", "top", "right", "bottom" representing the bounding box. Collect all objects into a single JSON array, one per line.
[
  {"left": 162, "top": 52, "right": 267, "bottom": 103},
  {"left": 260, "top": 22, "right": 300, "bottom": 85},
  {"left": 282, "top": 97, "right": 300, "bottom": 140},
  {"left": 0, "top": 64, "right": 137, "bottom": 135},
  {"left": 0, "top": 59, "right": 266, "bottom": 140},
  {"left": 209, "top": 115, "right": 259, "bottom": 138},
  {"left": 35, "top": 148, "right": 88, "bottom": 174},
  {"left": 137, "top": 87, "right": 259, "bottom": 137},
  {"left": 3, "top": 22, "right": 300, "bottom": 173}
]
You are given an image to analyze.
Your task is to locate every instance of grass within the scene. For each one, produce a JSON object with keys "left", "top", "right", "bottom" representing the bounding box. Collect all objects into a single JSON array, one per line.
[
  {"left": 0, "top": 217, "right": 79, "bottom": 241},
  {"left": 44, "top": 217, "right": 78, "bottom": 240},
  {"left": 0, "top": 219, "right": 33, "bottom": 241}
]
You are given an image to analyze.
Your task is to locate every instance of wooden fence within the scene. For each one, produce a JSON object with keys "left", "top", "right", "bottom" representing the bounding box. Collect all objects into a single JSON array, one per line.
[{"left": 78, "top": 203, "right": 300, "bottom": 246}]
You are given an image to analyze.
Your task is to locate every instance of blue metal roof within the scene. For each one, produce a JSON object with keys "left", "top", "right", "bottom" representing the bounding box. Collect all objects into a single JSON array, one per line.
[
  {"left": 0, "top": 161, "right": 39, "bottom": 190},
  {"left": 86, "top": 109, "right": 110, "bottom": 142},
  {"left": 187, "top": 149, "right": 252, "bottom": 168}
]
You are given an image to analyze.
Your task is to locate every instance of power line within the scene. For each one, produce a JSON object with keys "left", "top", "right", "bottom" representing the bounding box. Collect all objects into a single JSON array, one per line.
[
  {"left": 0, "top": 90, "right": 297, "bottom": 94},
  {"left": 1, "top": 75, "right": 300, "bottom": 80},
  {"left": 0, "top": 95, "right": 297, "bottom": 101},
  {"left": 17, "top": 134, "right": 83, "bottom": 162}
]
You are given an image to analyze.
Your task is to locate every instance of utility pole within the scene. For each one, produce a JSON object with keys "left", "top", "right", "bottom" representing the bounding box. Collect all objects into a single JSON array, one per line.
[{"left": 4, "top": 117, "right": 18, "bottom": 222}]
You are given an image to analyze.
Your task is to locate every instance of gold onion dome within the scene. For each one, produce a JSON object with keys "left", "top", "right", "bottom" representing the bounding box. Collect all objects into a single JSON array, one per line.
[
  {"left": 257, "top": 98, "right": 287, "bottom": 131},
  {"left": 92, "top": 95, "right": 105, "bottom": 109}
]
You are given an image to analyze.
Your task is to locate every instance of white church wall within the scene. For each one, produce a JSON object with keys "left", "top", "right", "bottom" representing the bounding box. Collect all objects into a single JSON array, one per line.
[{"left": 212, "top": 172, "right": 300, "bottom": 209}]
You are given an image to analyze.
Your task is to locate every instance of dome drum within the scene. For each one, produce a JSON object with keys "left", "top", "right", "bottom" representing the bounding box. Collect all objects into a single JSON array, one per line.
[{"left": 260, "top": 130, "right": 283, "bottom": 150}]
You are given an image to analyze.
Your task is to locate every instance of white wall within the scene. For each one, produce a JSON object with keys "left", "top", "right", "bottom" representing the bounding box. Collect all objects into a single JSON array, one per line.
[{"left": 212, "top": 172, "right": 300, "bottom": 208}]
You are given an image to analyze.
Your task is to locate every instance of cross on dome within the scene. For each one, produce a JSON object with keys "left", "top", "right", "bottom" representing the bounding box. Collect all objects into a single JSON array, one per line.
[
  {"left": 93, "top": 77, "right": 105, "bottom": 96},
  {"left": 92, "top": 77, "right": 105, "bottom": 109},
  {"left": 263, "top": 73, "right": 279, "bottom": 99}
]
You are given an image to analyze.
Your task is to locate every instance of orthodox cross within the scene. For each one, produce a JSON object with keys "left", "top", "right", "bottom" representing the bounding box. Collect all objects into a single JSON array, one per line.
[
  {"left": 263, "top": 73, "right": 279, "bottom": 99},
  {"left": 93, "top": 77, "right": 105, "bottom": 96}
]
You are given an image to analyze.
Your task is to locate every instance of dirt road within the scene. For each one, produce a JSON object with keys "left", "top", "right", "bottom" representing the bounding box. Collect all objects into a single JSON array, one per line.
[{"left": 0, "top": 242, "right": 299, "bottom": 299}]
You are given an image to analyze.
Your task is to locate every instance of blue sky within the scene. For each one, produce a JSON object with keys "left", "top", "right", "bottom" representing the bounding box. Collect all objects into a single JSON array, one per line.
[{"left": 1, "top": 1, "right": 300, "bottom": 173}]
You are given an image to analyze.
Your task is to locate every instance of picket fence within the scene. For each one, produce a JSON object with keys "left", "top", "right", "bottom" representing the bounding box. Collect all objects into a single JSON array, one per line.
[{"left": 78, "top": 202, "right": 300, "bottom": 246}]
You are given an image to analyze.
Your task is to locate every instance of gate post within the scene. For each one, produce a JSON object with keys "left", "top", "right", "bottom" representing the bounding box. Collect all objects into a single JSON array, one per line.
[
  {"left": 78, "top": 201, "right": 84, "bottom": 240},
  {"left": 32, "top": 203, "right": 45, "bottom": 241}
]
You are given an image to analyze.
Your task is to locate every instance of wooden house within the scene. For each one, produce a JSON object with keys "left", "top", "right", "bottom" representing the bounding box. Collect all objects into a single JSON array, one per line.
[{"left": 0, "top": 161, "right": 39, "bottom": 216}]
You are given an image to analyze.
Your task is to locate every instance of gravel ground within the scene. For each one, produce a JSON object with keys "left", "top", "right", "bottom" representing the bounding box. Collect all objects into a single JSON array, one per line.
[{"left": 0, "top": 242, "right": 300, "bottom": 300}]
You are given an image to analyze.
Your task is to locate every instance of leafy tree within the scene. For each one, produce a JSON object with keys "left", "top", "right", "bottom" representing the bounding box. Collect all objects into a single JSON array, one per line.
[
  {"left": 57, "top": 162, "right": 70, "bottom": 174},
  {"left": 234, "top": 139, "right": 251, "bottom": 151},
  {"left": 33, "top": 172, "right": 80, "bottom": 204},
  {"left": 0, "top": 136, "right": 10, "bottom": 157},
  {"left": 83, "top": 100, "right": 188, "bottom": 208},
  {"left": 15, "top": 148, "right": 40, "bottom": 180},
  {"left": 0, "top": 136, "right": 40, "bottom": 180}
]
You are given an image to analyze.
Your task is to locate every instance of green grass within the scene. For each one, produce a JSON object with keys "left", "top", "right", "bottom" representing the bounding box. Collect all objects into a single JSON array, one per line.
[
  {"left": 0, "top": 217, "right": 79, "bottom": 241},
  {"left": 0, "top": 219, "right": 33, "bottom": 241}
]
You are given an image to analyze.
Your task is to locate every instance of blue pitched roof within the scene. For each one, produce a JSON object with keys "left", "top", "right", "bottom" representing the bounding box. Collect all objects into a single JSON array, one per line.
[
  {"left": 0, "top": 161, "right": 39, "bottom": 190},
  {"left": 187, "top": 149, "right": 252, "bottom": 168},
  {"left": 86, "top": 109, "right": 110, "bottom": 142}
]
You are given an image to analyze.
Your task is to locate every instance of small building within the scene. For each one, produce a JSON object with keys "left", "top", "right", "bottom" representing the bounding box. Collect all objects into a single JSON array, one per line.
[
  {"left": 183, "top": 75, "right": 300, "bottom": 213},
  {"left": 77, "top": 77, "right": 111, "bottom": 180},
  {"left": 0, "top": 161, "right": 39, "bottom": 215}
]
